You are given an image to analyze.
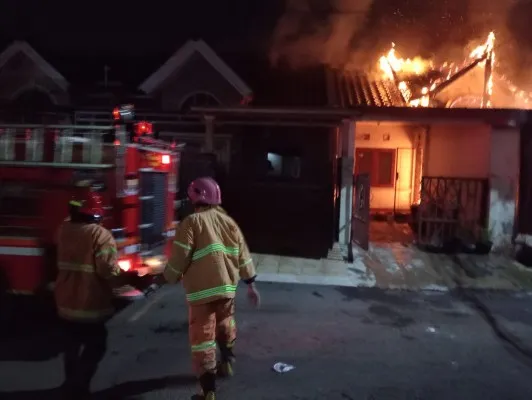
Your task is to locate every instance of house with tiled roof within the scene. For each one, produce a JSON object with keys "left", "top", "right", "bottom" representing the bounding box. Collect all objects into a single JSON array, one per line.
[{"left": 0, "top": 38, "right": 527, "bottom": 259}]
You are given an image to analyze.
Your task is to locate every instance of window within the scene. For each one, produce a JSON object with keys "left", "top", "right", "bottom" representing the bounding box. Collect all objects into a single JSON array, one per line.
[
  {"left": 266, "top": 152, "right": 301, "bottom": 179},
  {"left": 355, "top": 148, "right": 396, "bottom": 187},
  {"left": 180, "top": 92, "right": 220, "bottom": 113}
]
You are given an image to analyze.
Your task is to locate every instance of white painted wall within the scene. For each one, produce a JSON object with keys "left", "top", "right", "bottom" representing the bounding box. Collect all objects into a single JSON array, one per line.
[
  {"left": 425, "top": 123, "right": 491, "bottom": 178},
  {"left": 488, "top": 127, "right": 520, "bottom": 252},
  {"left": 423, "top": 122, "right": 519, "bottom": 252},
  {"left": 355, "top": 122, "right": 414, "bottom": 149},
  {"left": 354, "top": 122, "right": 415, "bottom": 210}
]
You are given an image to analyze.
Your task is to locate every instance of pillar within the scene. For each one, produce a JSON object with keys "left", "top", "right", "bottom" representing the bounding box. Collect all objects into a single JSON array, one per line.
[
  {"left": 488, "top": 127, "right": 520, "bottom": 252},
  {"left": 338, "top": 119, "right": 355, "bottom": 245},
  {"left": 204, "top": 115, "right": 215, "bottom": 153},
  {"left": 412, "top": 126, "right": 428, "bottom": 204}
]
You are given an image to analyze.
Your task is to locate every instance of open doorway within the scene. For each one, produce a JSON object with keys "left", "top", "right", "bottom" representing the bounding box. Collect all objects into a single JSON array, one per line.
[{"left": 353, "top": 122, "right": 418, "bottom": 245}]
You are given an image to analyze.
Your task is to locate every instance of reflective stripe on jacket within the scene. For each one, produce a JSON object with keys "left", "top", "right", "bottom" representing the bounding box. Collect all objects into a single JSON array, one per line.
[
  {"left": 164, "top": 206, "right": 256, "bottom": 305},
  {"left": 54, "top": 219, "right": 121, "bottom": 322}
]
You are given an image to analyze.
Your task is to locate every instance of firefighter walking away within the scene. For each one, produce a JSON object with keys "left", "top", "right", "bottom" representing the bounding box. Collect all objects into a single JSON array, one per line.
[
  {"left": 161, "top": 177, "right": 260, "bottom": 400},
  {"left": 54, "top": 191, "right": 149, "bottom": 398}
]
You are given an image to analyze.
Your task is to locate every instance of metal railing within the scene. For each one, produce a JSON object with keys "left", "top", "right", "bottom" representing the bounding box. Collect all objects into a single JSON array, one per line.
[
  {"left": 416, "top": 176, "right": 489, "bottom": 247},
  {"left": 0, "top": 124, "right": 120, "bottom": 167}
]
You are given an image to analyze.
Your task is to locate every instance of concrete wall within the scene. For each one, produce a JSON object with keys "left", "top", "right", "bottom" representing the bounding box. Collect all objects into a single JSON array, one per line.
[
  {"left": 354, "top": 122, "right": 415, "bottom": 210},
  {"left": 425, "top": 123, "right": 491, "bottom": 178},
  {"left": 224, "top": 126, "right": 336, "bottom": 258},
  {"left": 424, "top": 122, "right": 519, "bottom": 251}
]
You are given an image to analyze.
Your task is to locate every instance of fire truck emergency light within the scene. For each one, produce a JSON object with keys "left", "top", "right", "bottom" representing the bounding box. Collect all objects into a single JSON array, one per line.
[
  {"left": 162, "top": 154, "right": 171, "bottom": 165},
  {"left": 113, "top": 104, "right": 135, "bottom": 121},
  {"left": 118, "top": 259, "right": 132, "bottom": 271},
  {"left": 134, "top": 121, "right": 153, "bottom": 135}
]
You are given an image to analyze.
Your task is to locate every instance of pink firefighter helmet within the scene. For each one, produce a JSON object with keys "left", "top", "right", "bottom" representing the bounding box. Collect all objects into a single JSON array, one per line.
[{"left": 187, "top": 177, "right": 222, "bottom": 205}]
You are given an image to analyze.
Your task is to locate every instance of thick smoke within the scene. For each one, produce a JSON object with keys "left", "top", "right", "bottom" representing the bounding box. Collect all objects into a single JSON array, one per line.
[
  {"left": 269, "top": 0, "right": 373, "bottom": 69},
  {"left": 464, "top": 0, "right": 532, "bottom": 90},
  {"left": 269, "top": 0, "right": 532, "bottom": 88}
]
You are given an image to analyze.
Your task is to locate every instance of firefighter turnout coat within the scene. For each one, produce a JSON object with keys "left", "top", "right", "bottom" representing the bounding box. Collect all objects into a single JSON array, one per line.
[
  {"left": 54, "top": 219, "right": 121, "bottom": 322},
  {"left": 164, "top": 207, "right": 256, "bottom": 304}
]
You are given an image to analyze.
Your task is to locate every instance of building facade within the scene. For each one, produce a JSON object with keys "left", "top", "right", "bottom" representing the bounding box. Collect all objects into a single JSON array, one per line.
[{"left": 0, "top": 39, "right": 528, "bottom": 258}]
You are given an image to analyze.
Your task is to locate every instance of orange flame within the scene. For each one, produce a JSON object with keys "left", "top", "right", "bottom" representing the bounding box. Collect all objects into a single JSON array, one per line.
[
  {"left": 469, "top": 32, "right": 495, "bottom": 107},
  {"left": 469, "top": 31, "right": 495, "bottom": 60},
  {"left": 378, "top": 43, "right": 430, "bottom": 80},
  {"left": 377, "top": 32, "right": 497, "bottom": 108}
]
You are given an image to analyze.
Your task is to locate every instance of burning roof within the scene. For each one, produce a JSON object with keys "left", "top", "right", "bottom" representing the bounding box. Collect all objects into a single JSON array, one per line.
[{"left": 330, "top": 32, "right": 532, "bottom": 109}]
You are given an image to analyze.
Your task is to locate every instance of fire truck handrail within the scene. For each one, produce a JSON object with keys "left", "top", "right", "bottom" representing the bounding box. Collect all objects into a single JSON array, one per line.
[
  {"left": 0, "top": 124, "right": 114, "bottom": 130},
  {"left": 129, "top": 143, "right": 178, "bottom": 154},
  {"left": 134, "top": 137, "right": 186, "bottom": 153},
  {"left": 0, "top": 161, "right": 113, "bottom": 169}
]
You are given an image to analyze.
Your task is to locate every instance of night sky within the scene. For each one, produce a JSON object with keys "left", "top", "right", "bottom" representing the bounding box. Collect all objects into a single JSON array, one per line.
[
  {"left": 0, "top": 0, "right": 531, "bottom": 85},
  {"left": 0, "top": 1, "right": 284, "bottom": 56},
  {"left": 1, "top": 1, "right": 529, "bottom": 54}
]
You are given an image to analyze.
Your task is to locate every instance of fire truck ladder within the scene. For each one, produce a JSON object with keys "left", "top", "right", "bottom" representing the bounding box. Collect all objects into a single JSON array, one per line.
[{"left": 0, "top": 124, "right": 122, "bottom": 168}]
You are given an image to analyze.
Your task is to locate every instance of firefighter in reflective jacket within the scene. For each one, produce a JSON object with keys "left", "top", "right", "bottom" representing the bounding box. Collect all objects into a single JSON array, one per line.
[
  {"left": 163, "top": 177, "right": 260, "bottom": 400},
  {"left": 54, "top": 191, "right": 145, "bottom": 398}
]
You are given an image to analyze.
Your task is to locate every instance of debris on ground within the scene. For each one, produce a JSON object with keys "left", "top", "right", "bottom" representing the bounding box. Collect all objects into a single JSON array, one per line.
[{"left": 272, "top": 362, "right": 295, "bottom": 373}]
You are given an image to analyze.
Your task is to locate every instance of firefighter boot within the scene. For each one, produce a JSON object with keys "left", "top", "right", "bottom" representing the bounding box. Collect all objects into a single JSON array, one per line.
[
  {"left": 217, "top": 341, "right": 235, "bottom": 378},
  {"left": 218, "top": 358, "right": 235, "bottom": 378},
  {"left": 196, "top": 372, "right": 216, "bottom": 400}
]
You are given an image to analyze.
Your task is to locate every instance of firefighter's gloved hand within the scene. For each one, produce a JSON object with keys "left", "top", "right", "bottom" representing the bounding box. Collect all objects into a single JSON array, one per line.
[{"left": 247, "top": 283, "right": 261, "bottom": 309}]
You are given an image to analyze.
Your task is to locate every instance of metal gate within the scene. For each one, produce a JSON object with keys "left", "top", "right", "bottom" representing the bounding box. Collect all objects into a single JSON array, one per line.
[
  {"left": 417, "top": 176, "right": 488, "bottom": 247},
  {"left": 351, "top": 173, "right": 370, "bottom": 250},
  {"left": 518, "top": 121, "right": 532, "bottom": 234},
  {"left": 139, "top": 171, "right": 167, "bottom": 249}
]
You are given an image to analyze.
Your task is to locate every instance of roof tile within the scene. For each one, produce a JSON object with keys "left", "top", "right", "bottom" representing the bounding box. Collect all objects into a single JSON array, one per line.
[{"left": 328, "top": 69, "right": 406, "bottom": 107}]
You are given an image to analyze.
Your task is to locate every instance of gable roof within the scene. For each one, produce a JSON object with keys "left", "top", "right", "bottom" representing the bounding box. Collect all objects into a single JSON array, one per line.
[
  {"left": 0, "top": 41, "right": 69, "bottom": 91},
  {"left": 138, "top": 39, "right": 252, "bottom": 97}
]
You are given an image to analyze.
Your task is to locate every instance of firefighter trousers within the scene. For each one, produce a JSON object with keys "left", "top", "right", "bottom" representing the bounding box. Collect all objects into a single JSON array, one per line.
[
  {"left": 61, "top": 319, "right": 108, "bottom": 391},
  {"left": 189, "top": 298, "right": 236, "bottom": 376}
]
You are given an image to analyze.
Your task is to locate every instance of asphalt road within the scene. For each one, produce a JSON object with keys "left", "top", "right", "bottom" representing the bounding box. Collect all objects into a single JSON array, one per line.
[{"left": 2, "top": 283, "right": 532, "bottom": 399}]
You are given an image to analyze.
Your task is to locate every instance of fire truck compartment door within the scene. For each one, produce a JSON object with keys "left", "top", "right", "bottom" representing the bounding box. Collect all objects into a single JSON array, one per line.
[{"left": 139, "top": 171, "right": 167, "bottom": 249}]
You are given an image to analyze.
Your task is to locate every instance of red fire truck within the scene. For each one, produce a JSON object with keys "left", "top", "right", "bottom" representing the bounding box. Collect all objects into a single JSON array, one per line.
[{"left": 0, "top": 105, "right": 183, "bottom": 296}]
